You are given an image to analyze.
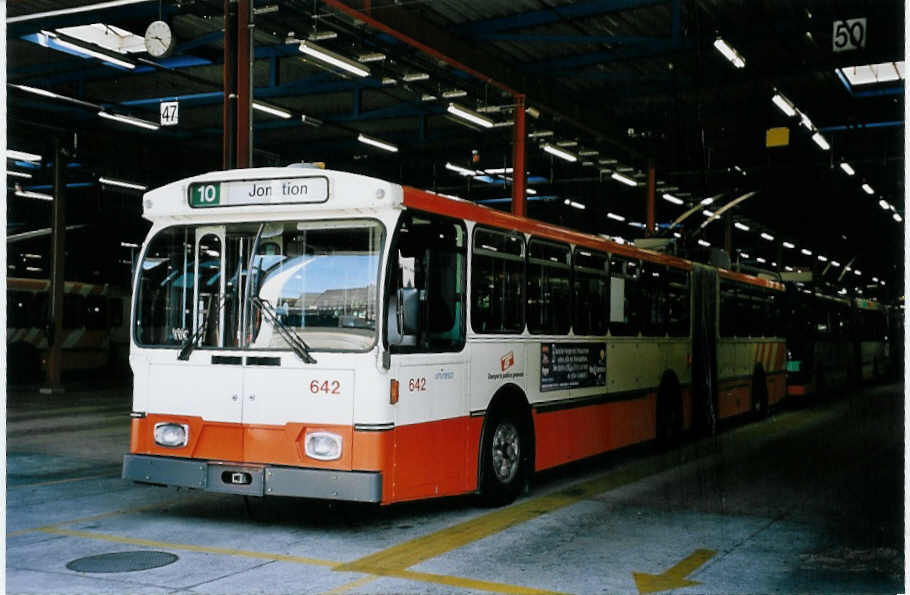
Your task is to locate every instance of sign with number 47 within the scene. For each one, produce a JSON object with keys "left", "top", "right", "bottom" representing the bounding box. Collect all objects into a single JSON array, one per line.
[
  {"left": 832, "top": 18, "right": 867, "bottom": 53},
  {"left": 160, "top": 101, "right": 179, "bottom": 126}
]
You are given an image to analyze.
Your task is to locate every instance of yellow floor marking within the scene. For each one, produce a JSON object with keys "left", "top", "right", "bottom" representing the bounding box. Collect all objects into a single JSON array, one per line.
[
  {"left": 39, "top": 527, "right": 337, "bottom": 568},
  {"left": 320, "top": 575, "right": 379, "bottom": 595},
  {"left": 388, "top": 569, "right": 565, "bottom": 595},
  {"left": 9, "top": 472, "right": 119, "bottom": 490},
  {"left": 633, "top": 548, "right": 716, "bottom": 594}
]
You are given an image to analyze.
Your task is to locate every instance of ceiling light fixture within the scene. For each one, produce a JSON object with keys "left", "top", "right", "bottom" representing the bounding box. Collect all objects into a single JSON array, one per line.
[
  {"left": 817, "top": 255, "right": 828, "bottom": 262},
  {"left": 734, "top": 222, "right": 750, "bottom": 231},
  {"left": 7, "top": 170, "right": 33, "bottom": 179},
  {"left": 879, "top": 199, "right": 891, "bottom": 210},
  {"left": 15, "top": 189, "right": 53, "bottom": 201},
  {"left": 771, "top": 92, "right": 797, "bottom": 117},
  {"left": 99, "top": 176, "right": 147, "bottom": 191},
  {"left": 839, "top": 162, "right": 855, "bottom": 176},
  {"left": 357, "top": 52, "right": 386, "bottom": 63},
  {"left": 700, "top": 197, "right": 714, "bottom": 205},
  {"left": 606, "top": 212, "right": 625, "bottom": 222},
  {"left": 445, "top": 162, "right": 476, "bottom": 176},
  {"left": 893, "top": 213, "right": 903, "bottom": 223},
  {"left": 861, "top": 183, "right": 874, "bottom": 195},
  {"left": 610, "top": 172, "right": 637, "bottom": 186},
  {"left": 542, "top": 143, "right": 578, "bottom": 163},
  {"left": 252, "top": 102, "right": 291, "bottom": 118},
  {"left": 298, "top": 40, "right": 369, "bottom": 77},
  {"left": 528, "top": 130, "right": 554, "bottom": 138},
  {"left": 307, "top": 30, "right": 338, "bottom": 41},
  {"left": 9, "top": 0, "right": 151, "bottom": 23},
  {"left": 402, "top": 72, "right": 430, "bottom": 82},
  {"left": 97, "top": 110, "right": 160, "bottom": 130},
  {"left": 42, "top": 30, "right": 135, "bottom": 69},
  {"left": 447, "top": 103, "right": 494, "bottom": 129},
  {"left": 800, "top": 248, "right": 812, "bottom": 256},
  {"left": 782, "top": 241, "right": 795, "bottom": 249},
  {"left": 564, "top": 199, "right": 586, "bottom": 210},
  {"left": 760, "top": 232, "right": 775, "bottom": 241},
  {"left": 442, "top": 89, "right": 467, "bottom": 99},
  {"left": 811, "top": 132, "right": 830, "bottom": 150},
  {"left": 697, "top": 239, "right": 711, "bottom": 247},
  {"left": 662, "top": 193, "right": 683, "bottom": 205},
  {"left": 357, "top": 133, "right": 398, "bottom": 153},
  {"left": 7, "top": 149, "right": 43, "bottom": 162},
  {"left": 713, "top": 37, "right": 746, "bottom": 68}
]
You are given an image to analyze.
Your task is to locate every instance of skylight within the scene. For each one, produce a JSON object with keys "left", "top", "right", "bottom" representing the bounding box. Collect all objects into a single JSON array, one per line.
[{"left": 837, "top": 61, "right": 905, "bottom": 86}]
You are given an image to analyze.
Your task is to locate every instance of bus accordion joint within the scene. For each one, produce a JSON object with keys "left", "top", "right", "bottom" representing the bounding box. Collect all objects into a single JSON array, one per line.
[{"left": 390, "top": 378, "right": 399, "bottom": 404}]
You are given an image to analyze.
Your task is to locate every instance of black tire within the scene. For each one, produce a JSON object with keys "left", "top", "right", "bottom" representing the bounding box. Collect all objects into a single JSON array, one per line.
[
  {"left": 751, "top": 368, "right": 769, "bottom": 420},
  {"left": 479, "top": 409, "right": 528, "bottom": 507},
  {"left": 656, "top": 373, "right": 683, "bottom": 447}
]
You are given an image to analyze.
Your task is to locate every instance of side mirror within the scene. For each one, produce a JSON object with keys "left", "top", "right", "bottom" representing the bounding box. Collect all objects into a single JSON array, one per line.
[{"left": 397, "top": 287, "right": 420, "bottom": 335}]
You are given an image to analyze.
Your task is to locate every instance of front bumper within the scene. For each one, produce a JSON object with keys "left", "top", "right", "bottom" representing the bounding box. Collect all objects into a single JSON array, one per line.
[{"left": 122, "top": 454, "right": 382, "bottom": 502}]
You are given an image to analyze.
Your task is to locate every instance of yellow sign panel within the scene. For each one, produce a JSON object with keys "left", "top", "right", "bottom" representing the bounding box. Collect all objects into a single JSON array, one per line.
[{"left": 766, "top": 127, "right": 790, "bottom": 147}]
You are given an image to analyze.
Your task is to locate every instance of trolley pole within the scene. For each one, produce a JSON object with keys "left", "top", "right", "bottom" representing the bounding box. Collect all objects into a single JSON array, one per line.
[
  {"left": 237, "top": 0, "right": 252, "bottom": 167},
  {"left": 646, "top": 159, "right": 656, "bottom": 237},
  {"left": 511, "top": 94, "right": 527, "bottom": 217},
  {"left": 42, "top": 139, "right": 66, "bottom": 394},
  {"left": 222, "top": 0, "right": 238, "bottom": 169}
]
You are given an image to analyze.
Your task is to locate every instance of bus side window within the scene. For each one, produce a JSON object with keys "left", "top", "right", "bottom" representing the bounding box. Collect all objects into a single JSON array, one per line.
[
  {"left": 573, "top": 248, "right": 609, "bottom": 335},
  {"left": 85, "top": 295, "right": 107, "bottom": 330},
  {"left": 667, "top": 268, "right": 690, "bottom": 337},
  {"left": 640, "top": 262, "right": 669, "bottom": 337},
  {"left": 387, "top": 213, "right": 466, "bottom": 352},
  {"left": 527, "top": 238, "right": 571, "bottom": 334},
  {"left": 64, "top": 294, "right": 85, "bottom": 330},
  {"left": 609, "top": 256, "right": 641, "bottom": 336},
  {"left": 471, "top": 227, "right": 525, "bottom": 334}
]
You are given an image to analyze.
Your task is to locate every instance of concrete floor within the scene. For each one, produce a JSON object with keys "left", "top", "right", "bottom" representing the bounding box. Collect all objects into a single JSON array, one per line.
[{"left": 5, "top": 381, "right": 905, "bottom": 594}]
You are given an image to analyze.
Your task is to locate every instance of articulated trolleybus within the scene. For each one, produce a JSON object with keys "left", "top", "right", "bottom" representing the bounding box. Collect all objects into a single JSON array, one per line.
[{"left": 123, "top": 166, "right": 786, "bottom": 505}]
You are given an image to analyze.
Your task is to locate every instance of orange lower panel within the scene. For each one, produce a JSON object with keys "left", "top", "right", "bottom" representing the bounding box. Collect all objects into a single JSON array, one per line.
[
  {"left": 533, "top": 394, "right": 657, "bottom": 472},
  {"left": 716, "top": 382, "right": 751, "bottom": 419},
  {"left": 788, "top": 384, "right": 809, "bottom": 396}
]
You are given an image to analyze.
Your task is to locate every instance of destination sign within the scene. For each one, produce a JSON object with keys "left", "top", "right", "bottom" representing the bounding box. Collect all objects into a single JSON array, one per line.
[{"left": 188, "top": 176, "right": 329, "bottom": 208}]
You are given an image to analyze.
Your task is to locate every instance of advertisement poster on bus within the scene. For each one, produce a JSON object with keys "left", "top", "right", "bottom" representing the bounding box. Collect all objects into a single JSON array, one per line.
[{"left": 540, "top": 343, "right": 606, "bottom": 392}]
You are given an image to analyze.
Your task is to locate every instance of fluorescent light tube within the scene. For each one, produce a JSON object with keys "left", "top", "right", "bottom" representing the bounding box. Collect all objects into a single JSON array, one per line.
[
  {"left": 831, "top": 261, "right": 841, "bottom": 267},
  {"left": 445, "top": 162, "right": 476, "bottom": 176},
  {"left": 13, "top": 84, "right": 61, "bottom": 100},
  {"left": 252, "top": 102, "right": 291, "bottom": 118},
  {"left": 556, "top": 140, "right": 578, "bottom": 147},
  {"left": 9, "top": 0, "right": 151, "bottom": 23},
  {"left": 610, "top": 172, "right": 637, "bottom": 186},
  {"left": 7, "top": 149, "right": 43, "bottom": 162},
  {"left": 662, "top": 193, "right": 684, "bottom": 205},
  {"left": 862, "top": 183, "right": 874, "bottom": 194},
  {"left": 697, "top": 239, "right": 711, "bottom": 247},
  {"left": 854, "top": 269, "right": 862, "bottom": 276},
  {"left": 98, "top": 111, "right": 160, "bottom": 130},
  {"left": 15, "top": 190, "right": 53, "bottom": 200},
  {"left": 298, "top": 40, "right": 369, "bottom": 77},
  {"left": 703, "top": 210, "right": 715, "bottom": 217},
  {"left": 46, "top": 32, "right": 136, "bottom": 69},
  {"left": 527, "top": 188, "right": 537, "bottom": 195},
  {"left": 578, "top": 150, "right": 599, "bottom": 157},
  {"left": 7, "top": 170, "right": 33, "bottom": 179},
  {"left": 811, "top": 132, "right": 830, "bottom": 150},
  {"left": 893, "top": 213, "right": 902, "bottom": 222},
  {"left": 447, "top": 103, "right": 494, "bottom": 129},
  {"left": 99, "top": 176, "right": 147, "bottom": 191},
  {"left": 740, "top": 252, "right": 750, "bottom": 259},
  {"left": 564, "top": 199, "right": 585, "bottom": 210},
  {"left": 381, "top": 77, "right": 397, "bottom": 86},
  {"left": 606, "top": 212, "right": 625, "bottom": 222},
  {"left": 357, "top": 52, "right": 386, "bottom": 63},
  {"left": 817, "top": 255, "right": 828, "bottom": 262},
  {"left": 542, "top": 144, "right": 578, "bottom": 163},
  {"left": 308, "top": 31, "right": 337, "bottom": 41},
  {"left": 442, "top": 89, "right": 467, "bottom": 99},
  {"left": 357, "top": 133, "right": 398, "bottom": 153},
  {"left": 879, "top": 199, "right": 890, "bottom": 210},
  {"left": 421, "top": 94, "right": 437, "bottom": 102},
  {"left": 300, "top": 114, "right": 323, "bottom": 127},
  {"left": 700, "top": 197, "right": 714, "bottom": 205},
  {"left": 734, "top": 222, "right": 750, "bottom": 231},
  {"left": 760, "top": 232, "right": 774, "bottom": 241},
  {"left": 839, "top": 162, "right": 855, "bottom": 176},
  {"left": 628, "top": 221, "right": 645, "bottom": 229},
  {"left": 713, "top": 37, "right": 745, "bottom": 68},
  {"left": 800, "top": 248, "right": 812, "bottom": 256},
  {"left": 771, "top": 93, "right": 797, "bottom": 117},
  {"left": 756, "top": 257, "right": 767, "bottom": 264},
  {"left": 528, "top": 130, "right": 554, "bottom": 138},
  {"left": 402, "top": 72, "right": 429, "bottom": 82},
  {"left": 782, "top": 241, "right": 795, "bottom": 249}
]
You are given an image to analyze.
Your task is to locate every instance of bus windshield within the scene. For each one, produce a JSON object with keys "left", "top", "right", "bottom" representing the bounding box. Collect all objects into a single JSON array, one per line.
[{"left": 135, "top": 220, "right": 383, "bottom": 353}]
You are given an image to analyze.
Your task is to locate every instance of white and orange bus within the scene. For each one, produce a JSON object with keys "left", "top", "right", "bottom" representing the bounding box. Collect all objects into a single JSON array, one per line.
[
  {"left": 122, "top": 166, "right": 786, "bottom": 505},
  {"left": 7, "top": 277, "right": 129, "bottom": 384}
]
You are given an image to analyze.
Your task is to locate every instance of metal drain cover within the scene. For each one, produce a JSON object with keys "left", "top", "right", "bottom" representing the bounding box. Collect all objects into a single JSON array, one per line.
[{"left": 67, "top": 551, "right": 178, "bottom": 573}]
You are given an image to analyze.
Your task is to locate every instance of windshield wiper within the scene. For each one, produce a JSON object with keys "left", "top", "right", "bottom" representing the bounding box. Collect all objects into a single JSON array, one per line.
[
  {"left": 177, "top": 295, "right": 226, "bottom": 361},
  {"left": 252, "top": 297, "right": 317, "bottom": 364}
]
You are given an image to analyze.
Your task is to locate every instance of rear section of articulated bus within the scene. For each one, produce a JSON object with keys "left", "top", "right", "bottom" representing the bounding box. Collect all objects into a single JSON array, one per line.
[{"left": 122, "top": 168, "right": 403, "bottom": 503}]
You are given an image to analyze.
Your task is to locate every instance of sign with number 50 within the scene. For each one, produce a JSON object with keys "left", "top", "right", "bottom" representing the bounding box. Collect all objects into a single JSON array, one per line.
[{"left": 832, "top": 18, "right": 866, "bottom": 53}]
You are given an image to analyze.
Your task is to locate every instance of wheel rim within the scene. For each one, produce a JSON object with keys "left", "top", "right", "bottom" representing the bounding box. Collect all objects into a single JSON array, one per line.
[{"left": 491, "top": 421, "right": 520, "bottom": 484}]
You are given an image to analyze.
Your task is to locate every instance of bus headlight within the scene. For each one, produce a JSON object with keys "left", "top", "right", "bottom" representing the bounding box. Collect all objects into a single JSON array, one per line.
[
  {"left": 154, "top": 422, "right": 189, "bottom": 448},
  {"left": 304, "top": 431, "right": 342, "bottom": 461}
]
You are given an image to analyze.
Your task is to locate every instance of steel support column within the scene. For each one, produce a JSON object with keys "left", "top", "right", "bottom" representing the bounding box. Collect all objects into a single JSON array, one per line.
[
  {"left": 512, "top": 94, "right": 527, "bottom": 217},
  {"left": 222, "top": 0, "right": 238, "bottom": 169},
  {"left": 646, "top": 159, "right": 655, "bottom": 236},
  {"left": 237, "top": 0, "right": 252, "bottom": 167},
  {"left": 43, "top": 139, "right": 66, "bottom": 393}
]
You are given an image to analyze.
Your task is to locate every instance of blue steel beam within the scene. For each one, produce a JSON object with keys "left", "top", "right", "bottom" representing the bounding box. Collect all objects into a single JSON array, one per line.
[
  {"left": 452, "top": 0, "right": 671, "bottom": 36},
  {"left": 520, "top": 39, "right": 691, "bottom": 72}
]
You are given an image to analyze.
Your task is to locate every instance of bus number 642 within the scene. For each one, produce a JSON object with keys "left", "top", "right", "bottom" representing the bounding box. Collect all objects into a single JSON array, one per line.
[
  {"left": 408, "top": 377, "right": 427, "bottom": 392},
  {"left": 310, "top": 380, "right": 340, "bottom": 395}
]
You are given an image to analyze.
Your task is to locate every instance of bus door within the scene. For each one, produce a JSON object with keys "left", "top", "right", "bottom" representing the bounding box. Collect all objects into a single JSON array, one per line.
[
  {"left": 385, "top": 212, "right": 469, "bottom": 499},
  {"left": 143, "top": 225, "right": 246, "bottom": 425}
]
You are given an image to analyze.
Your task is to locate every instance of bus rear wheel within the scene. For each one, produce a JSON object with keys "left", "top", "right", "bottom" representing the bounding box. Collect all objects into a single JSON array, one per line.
[{"left": 479, "top": 410, "right": 528, "bottom": 506}]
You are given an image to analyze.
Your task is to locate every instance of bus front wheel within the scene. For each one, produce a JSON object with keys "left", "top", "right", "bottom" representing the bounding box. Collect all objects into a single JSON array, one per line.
[{"left": 479, "top": 410, "right": 528, "bottom": 506}]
